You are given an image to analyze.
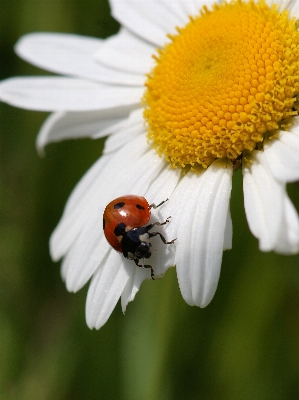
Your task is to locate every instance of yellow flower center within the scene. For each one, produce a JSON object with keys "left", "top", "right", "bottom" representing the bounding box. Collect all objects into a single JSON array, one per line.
[{"left": 143, "top": 0, "right": 299, "bottom": 169}]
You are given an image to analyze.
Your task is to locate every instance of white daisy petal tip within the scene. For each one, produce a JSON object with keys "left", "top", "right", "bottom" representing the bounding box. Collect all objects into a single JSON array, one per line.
[
  {"left": 85, "top": 254, "right": 131, "bottom": 330},
  {"left": 35, "top": 112, "right": 65, "bottom": 156},
  {"left": 49, "top": 227, "right": 64, "bottom": 263},
  {"left": 263, "top": 130, "right": 299, "bottom": 183}
]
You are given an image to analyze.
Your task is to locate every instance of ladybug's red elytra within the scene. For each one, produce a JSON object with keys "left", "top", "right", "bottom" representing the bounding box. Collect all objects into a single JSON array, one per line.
[{"left": 103, "top": 195, "right": 176, "bottom": 279}]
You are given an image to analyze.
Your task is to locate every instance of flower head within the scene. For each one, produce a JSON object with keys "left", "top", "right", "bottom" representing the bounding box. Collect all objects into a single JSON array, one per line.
[
  {"left": 1, "top": 0, "right": 299, "bottom": 329},
  {"left": 144, "top": 1, "right": 299, "bottom": 168}
]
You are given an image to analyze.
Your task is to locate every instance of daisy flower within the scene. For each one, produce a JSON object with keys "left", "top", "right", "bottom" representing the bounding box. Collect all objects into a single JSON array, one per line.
[{"left": 1, "top": 0, "right": 299, "bottom": 329}]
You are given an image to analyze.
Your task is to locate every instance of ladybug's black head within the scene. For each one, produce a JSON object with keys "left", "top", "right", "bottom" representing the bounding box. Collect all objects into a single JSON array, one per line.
[
  {"left": 135, "top": 241, "right": 152, "bottom": 260},
  {"left": 121, "top": 227, "right": 152, "bottom": 260}
]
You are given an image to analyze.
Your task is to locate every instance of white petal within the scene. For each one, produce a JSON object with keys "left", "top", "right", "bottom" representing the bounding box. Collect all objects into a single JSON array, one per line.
[
  {"left": 290, "top": 2, "right": 299, "bottom": 18},
  {"left": 268, "top": 0, "right": 299, "bottom": 16},
  {"left": 223, "top": 209, "right": 233, "bottom": 251},
  {"left": 15, "top": 33, "right": 144, "bottom": 86},
  {"left": 85, "top": 251, "right": 130, "bottom": 329},
  {"left": 64, "top": 133, "right": 148, "bottom": 219},
  {"left": 243, "top": 151, "right": 283, "bottom": 252},
  {"left": 289, "top": 116, "right": 299, "bottom": 132},
  {"left": 110, "top": 0, "right": 190, "bottom": 47},
  {"left": 94, "top": 28, "right": 156, "bottom": 75},
  {"left": 50, "top": 152, "right": 113, "bottom": 262},
  {"left": 263, "top": 130, "right": 299, "bottom": 183},
  {"left": 103, "top": 108, "right": 144, "bottom": 154},
  {"left": 16, "top": 33, "right": 101, "bottom": 75},
  {"left": 0, "top": 77, "right": 143, "bottom": 111},
  {"left": 36, "top": 106, "right": 135, "bottom": 153},
  {"left": 273, "top": 191, "right": 299, "bottom": 254},
  {"left": 143, "top": 166, "right": 181, "bottom": 277},
  {"left": 176, "top": 0, "right": 217, "bottom": 18},
  {"left": 61, "top": 218, "right": 111, "bottom": 293},
  {"left": 165, "top": 159, "right": 233, "bottom": 307}
]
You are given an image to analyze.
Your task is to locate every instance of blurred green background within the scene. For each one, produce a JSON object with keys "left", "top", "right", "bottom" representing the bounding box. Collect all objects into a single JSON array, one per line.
[{"left": 1, "top": 1, "right": 299, "bottom": 399}]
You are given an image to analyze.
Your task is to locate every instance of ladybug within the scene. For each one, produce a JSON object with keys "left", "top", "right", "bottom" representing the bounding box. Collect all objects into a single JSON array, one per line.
[{"left": 103, "top": 195, "right": 176, "bottom": 279}]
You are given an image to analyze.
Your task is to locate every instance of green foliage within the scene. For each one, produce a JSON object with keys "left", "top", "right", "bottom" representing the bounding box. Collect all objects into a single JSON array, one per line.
[{"left": 1, "top": 1, "right": 299, "bottom": 399}]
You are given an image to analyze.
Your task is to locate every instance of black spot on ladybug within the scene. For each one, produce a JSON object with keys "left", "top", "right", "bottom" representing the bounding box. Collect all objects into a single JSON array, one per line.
[
  {"left": 103, "top": 218, "right": 105, "bottom": 230},
  {"left": 114, "top": 222, "right": 126, "bottom": 237},
  {"left": 114, "top": 202, "right": 125, "bottom": 209},
  {"left": 136, "top": 204, "right": 145, "bottom": 210}
]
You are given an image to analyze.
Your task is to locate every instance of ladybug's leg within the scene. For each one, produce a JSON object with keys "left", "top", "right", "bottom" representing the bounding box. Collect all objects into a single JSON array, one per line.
[
  {"left": 149, "top": 198, "right": 169, "bottom": 209},
  {"left": 148, "top": 231, "right": 176, "bottom": 245},
  {"left": 146, "top": 217, "right": 176, "bottom": 244},
  {"left": 145, "top": 216, "right": 172, "bottom": 231},
  {"left": 134, "top": 259, "right": 155, "bottom": 280}
]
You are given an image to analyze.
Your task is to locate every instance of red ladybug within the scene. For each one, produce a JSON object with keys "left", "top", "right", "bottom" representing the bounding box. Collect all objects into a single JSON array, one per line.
[{"left": 103, "top": 195, "right": 176, "bottom": 279}]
